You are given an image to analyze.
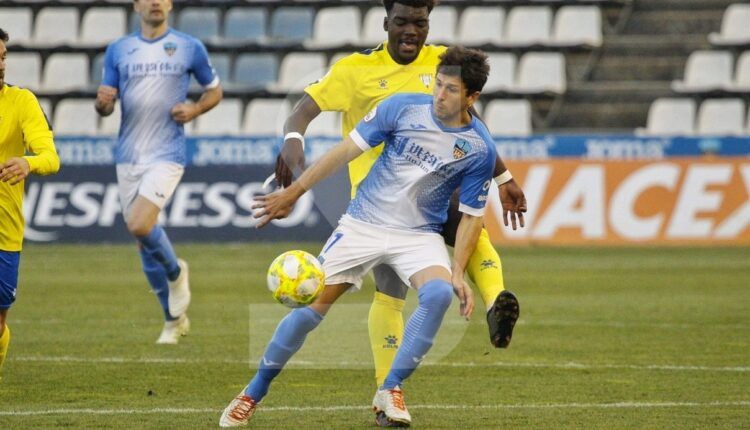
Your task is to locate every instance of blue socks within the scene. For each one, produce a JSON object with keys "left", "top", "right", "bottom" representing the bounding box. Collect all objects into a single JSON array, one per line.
[
  {"left": 382, "top": 279, "right": 453, "bottom": 390},
  {"left": 138, "top": 225, "right": 180, "bottom": 281},
  {"left": 139, "top": 247, "right": 175, "bottom": 321},
  {"left": 245, "top": 307, "right": 323, "bottom": 401}
]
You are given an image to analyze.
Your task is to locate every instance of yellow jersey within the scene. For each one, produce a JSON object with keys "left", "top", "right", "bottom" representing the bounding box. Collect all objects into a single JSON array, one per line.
[
  {"left": 0, "top": 84, "right": 60, "bottom": 251},
  {"left": 305, "top": 42, "right": 447, "bottom": 197}
]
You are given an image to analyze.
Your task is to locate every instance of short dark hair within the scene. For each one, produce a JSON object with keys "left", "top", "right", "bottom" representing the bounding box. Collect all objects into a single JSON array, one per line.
[
  {"left": 437, "top": 46, "right": 490, "bottom": 95},
  {"left": 382, "top": 0, "right": 437, "bottom": 14},
  {"left": 0, "top": 28, "right": 8, "bottom": 43}
]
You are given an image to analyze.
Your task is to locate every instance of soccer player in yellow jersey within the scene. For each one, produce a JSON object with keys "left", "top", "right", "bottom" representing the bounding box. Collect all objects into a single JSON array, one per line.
[
  {"left": 274, "top": 0, "right": 527, "bottom": 395},
  {"left": 0, "top": 28, "right": 60, "bottom": 379}
]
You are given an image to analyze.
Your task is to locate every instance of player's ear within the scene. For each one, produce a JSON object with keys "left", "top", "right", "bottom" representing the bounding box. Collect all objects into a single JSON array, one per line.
[{"left": 383, "top": 17, "right": 389, "bottom": 32}]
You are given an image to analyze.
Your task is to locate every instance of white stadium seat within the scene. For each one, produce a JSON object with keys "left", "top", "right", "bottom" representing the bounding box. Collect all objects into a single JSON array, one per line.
[
  {"left": 305, "top": 111, "right": 340, "bottom": 137},
  {"left": 33, "top": 7, "right": 79, "bottom": 46},
  {"left": 272, "top": 53, "right": 327, "bottom": 92},
  {"left": 708, "top": 4, "right": 750, "bottom": 46},
  {"left": 483, "top": 53, "right": 516, "bottom": 92},
  {"left": 696, "top": 98, "right": 745, "bottom": 136},
  {"left": 513, "top": 52, "right": 566, "bottom": 94},
  {"left": 3, "top": 52, "right": 42, "bottom": 90},
  {"left": 484, "top": 99, "right": 533, "bottom": 136},
  {"left": 671, "top": 50, "right": 733, "bottom": 92},
  {"left": 99, "top": 102, "right": 121, "bottom": 136},
  {"left": 194, "top": 99, "right": 243, "bottom": 136},
  {"left": 307, "top": 7, "right": 361, "bottom": 47},
  {"left": 53, "top": 99, "right": 98, "bottom": 135},
  {"left": 730, "top": 51, "right": 750, "bottom": 92},
  {"left": 503, "top": 6, "right": 552, "bottom": 46},
  {"left": 552, "top": 6, "right": 602, "bottom": 47},
  {"left": 426, "top": 6, "right": 458, "bottom": 45},
  {"left": 42, "top": 53, "right": 89, "bottom": 92},
  {"left": 0, "top": 7, "right": 33, "bottom": 45},
  {"left": 457, "top": 7, "right": 504, "bottom": 45},
  {"left": 242, "top": 99, "right": 291, "bottom": 136},
  {"left": 636, "top": 98, "right": 696, "bottom": 136},
  {"left": 361, "top": 7, "right": 387, "bottom": 46},
  {"left": 79, "top": 7, "right": 126, "bottom": 46}
]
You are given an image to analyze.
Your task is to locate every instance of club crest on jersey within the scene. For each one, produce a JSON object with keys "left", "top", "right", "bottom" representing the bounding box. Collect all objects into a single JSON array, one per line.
[
  {"left": 420, "top": 73, "right": 432, "bottom": 88},
  {"left": 163, "top": 42, "right": 177, "bottom": 57},
  {"left": 453, "top": 139, "right": 471, "bottom": 159}
]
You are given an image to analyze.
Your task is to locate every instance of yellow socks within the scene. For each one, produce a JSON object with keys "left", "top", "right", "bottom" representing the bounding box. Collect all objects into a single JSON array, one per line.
[
  {"left": 466, "top": 228, "right": 505, "bottom": 311},
  {"left": 0, "top": 324, "right": 10, "bottom": 377},
  {"left": 368, "top": 291, "right": 405, "bottom": 387}
]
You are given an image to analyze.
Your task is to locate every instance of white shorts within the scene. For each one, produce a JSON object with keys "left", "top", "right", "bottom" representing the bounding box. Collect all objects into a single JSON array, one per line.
[
  {"left": 318, "top": 215, "right": 451, "bottom": 290},
  {"left": 116, "top": 162, "right": 184, "bottom": 218}
]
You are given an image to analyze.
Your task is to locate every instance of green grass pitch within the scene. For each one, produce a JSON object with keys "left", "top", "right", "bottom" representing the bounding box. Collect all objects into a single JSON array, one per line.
[{"left": 1, "top": 244, "right": 748, "bottom": 429}]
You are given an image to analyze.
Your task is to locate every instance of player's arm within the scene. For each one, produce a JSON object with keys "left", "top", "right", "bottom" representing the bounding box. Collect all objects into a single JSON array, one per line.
[
  {"left": 275, "top": 93, "right": 323, "bottom": 187},
  {"left": 451, "top": 212, "right": 484, "bottom": 319},
  {"left": 253, "top": 136, "right": 364, "bottom": 228},
  {"left": 95, "top": 44, "right": 119, "bottom": 117},
  {"left": 171, "top": 84, "right": 223, "bottom": 124}
]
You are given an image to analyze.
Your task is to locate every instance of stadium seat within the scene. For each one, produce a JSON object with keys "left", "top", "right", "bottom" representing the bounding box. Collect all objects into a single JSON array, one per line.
[
  {"left": 33, "top": 7, "right": 79, "bottom": 46},
  {"left": 427, "top": 6, "right": 458, "bottom": 45},
  {"left": 272, "top": 53, "right": 326, "bottom": 92},
  {"left": 636, "top": 98, "right": 696, "bottom": 136},
  {"left": 696, "top": 98, "right": 746, "bottom": 136},
  {"left": 513, "top": 52, "right": 566, "bottom": 94},
  {"left": 242, "top": 99, "right": 291, "bottom": 136},
  {"left": 177, "top": 7, "right": 220, "bottom": 42},
  {"left": 53, "top": 99, "right": 98, "bottom": 135},
  {"left": 79, "top": 7, "right": 126, "bottom": 46},
  {"left": 457, "top": 7, "right": 505, "bottom": 45},
  {"left": 503, "top": 6, "right": 552, "bottom": 46},
  {"left": 3, "top": 52, "right": 41, "bottom": 90},
  {"left": 90, "top": 52, "right": 105, "bottom": 86},
  {"left": 708, "top": 4, "right": 750, "bottom": 46},
  {"left": 483, "top": 53, "right": 516, "bottom": 92},
  {"left": 305, "top": 111, "right": 341, "bottom": 137},
  {"left": 270, "top": 7, "right": 314, "bottom": 42},
  {"left": 484, "top": 99, "right": 533, "bottom": 136},
  {"left": 551, "top": 6, "right": 602, "bottom": 47},
  {"left": 37, "top": 98, "right": 52, "bottom": 119},
  {"left": 233, "top": 53, "right": 278, "bottom": 89},
  {"left": 224, "top": 7, "right": 267, "bottom": 42},
  {"left": 0, "top": 7, "right": 33, "bottom": 45},
  {"left": 730, "top": 51, "right": 750, "bottom": 92},
  {"left": 42, "top": 53, "right": 89, "bottom": 92},
  {"left": 209, "top": 53, "right": 231, "bottom": 86},
  {"left": 194, "top": 98, "right": 243, "bottom": 135},
  {"left": 361, "top": 7, "right": 387, "bottom": 46},
  {"left": 99, "top": 102, "right": 121, "bottom": 136},
  {"left": 307, "top": 7, "right": 361, "bottom": 47},
  {"left": 671, "top": 50, "right": 733, "bottom": 93}
]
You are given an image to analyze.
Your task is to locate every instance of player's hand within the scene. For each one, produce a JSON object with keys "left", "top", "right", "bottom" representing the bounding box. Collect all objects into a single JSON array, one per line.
[
  {"left": 499, "top": 179, "right": 527, "bottom": 230},
  {"left": 0, "top": 157, "right": 31, "bottom": 185},
  {"left": 96, "top": 86, "right": 117, "bottom": 104},
  {"left": 171, "top": 102, "right": 201, "bottom": 124},
  {"left": 275, "top": 138, "right": 305, "bottom": 188},
  {"left": 451, "top": 272, "right": 475, "bottom": 320},
  {"left": 252, "top": 189, "right": 297, "bottom": 229}
]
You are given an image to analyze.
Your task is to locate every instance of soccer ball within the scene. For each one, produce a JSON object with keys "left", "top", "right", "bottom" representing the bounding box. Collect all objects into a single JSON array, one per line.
[{"left": 266, "top": 250, "right": 325, "bottom": 308}]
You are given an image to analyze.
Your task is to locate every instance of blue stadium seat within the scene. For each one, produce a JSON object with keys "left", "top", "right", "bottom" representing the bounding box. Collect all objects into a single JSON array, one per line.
[
  {"left": 270, "top": 7, "right": 314, "bottom": 42},
  {"left": 225, "top": 7, "right": 267, "bottom": 41},
  {"left": 233, "top": 53, "right": 278, "bottom": 89},
  {"left": 177, "top": 7, "right": 221, "bottom": 41}
]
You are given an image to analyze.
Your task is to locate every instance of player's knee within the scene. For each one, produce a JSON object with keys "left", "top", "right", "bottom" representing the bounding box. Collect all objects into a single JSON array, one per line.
[
  {"left": 126, "top": 217, "right": 152, "bottom": 237},
  {"left": 419, "top": 279, "right": 453, "bottom": 311}
]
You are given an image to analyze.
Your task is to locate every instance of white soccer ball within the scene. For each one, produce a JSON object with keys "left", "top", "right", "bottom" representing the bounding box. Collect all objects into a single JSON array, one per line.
[{"left": 266, "top": 250, "right": 325, "bottom": 308}]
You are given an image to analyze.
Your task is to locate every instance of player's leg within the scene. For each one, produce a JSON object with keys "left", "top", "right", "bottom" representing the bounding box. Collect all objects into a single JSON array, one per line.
[
  {"left": 369, "top": 265, "right": 407, "bottom": 387},
  {"left": 0, "top": 250, "right": 20, "bottom": 378},
  {"left": 442, "top": 190, "right": 519, "bottom": 348}
]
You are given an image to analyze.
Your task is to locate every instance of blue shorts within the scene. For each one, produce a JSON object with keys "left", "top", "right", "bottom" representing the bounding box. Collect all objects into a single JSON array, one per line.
[{"left": 0, "top": 251, "right": 20, "bottom": 310}]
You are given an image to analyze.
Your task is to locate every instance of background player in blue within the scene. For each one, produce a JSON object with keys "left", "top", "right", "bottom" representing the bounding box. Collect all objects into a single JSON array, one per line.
[
  {"left": 94, "top": 0, "right": 223, "bottom": 344},
  {"left": 220, "top": 47, "right": 496, "bottom": 428}
]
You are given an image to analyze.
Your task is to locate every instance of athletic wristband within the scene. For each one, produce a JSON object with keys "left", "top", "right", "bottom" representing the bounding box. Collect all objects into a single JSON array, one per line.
[
  {"left": 284, "top": 132, "right": 305, "bottom": 150},
  {"left": 494, "top": 170, "right": 513, "bottom": 185}
]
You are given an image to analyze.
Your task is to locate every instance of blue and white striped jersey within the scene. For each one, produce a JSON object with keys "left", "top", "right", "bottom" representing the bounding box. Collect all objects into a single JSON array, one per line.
[
  {"left": 348, "top": 93, "right": 496, "bottom": 233},
  {"left": 102, "top": 29, "right": 218, "bottom": 165}
]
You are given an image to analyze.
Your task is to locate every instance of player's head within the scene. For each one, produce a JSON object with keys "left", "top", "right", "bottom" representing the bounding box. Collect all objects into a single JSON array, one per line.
[
  {"left": 382, "top": 0, "right": 437, "bottom": 64},
  {"left": 133, "top": 0, "right": 172, "bottom": 27},
  {"left": 0, "top": 28, "right": 8, "bottom": 87},
  {"left": 433, "top": 46, "right": 489, "bottom": 122}
]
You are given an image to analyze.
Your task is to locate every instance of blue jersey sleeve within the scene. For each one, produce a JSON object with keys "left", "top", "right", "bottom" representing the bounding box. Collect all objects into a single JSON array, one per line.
[
  {"left": 349, "top": 95, "right": 405, "bottom": 151},
  {"left": 458, "top": 141, "right": 496, "bottom": 216},
  {"left": 101, "top": 43, "right": 119, "bottom": 89},
  {"left": 191, "top": 39, "right": 218, "bottom": 88}
]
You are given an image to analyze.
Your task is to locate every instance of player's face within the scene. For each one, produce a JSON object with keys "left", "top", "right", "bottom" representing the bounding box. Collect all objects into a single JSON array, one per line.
[
  {"left": 0, "top": 40, "right": 6, "bottom": 87},
  {"left": 433, "top": 73, "right": 480, "bottom": 124},
  {"left": 384, "top": 3, "right": 430, "bottom": 65},
  {"left": 134, "top": 0, "right": 172, "bottom": 26}
]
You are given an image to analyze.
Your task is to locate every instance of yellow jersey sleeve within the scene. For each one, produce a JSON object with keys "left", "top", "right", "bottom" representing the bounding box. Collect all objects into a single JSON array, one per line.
[
  {"left": 304, "top": 57, "right": 357, "bottom": 112},
  {"left": 18, "top": 90, "right": 59, "bottom": 176}
]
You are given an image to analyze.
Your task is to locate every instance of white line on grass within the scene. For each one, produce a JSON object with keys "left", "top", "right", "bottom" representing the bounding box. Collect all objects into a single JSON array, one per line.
[
  {"left": 2, "top": 401, "right": 749, "bottom": 417},
  {"left": 10, "top": 355, "right": 750, "bottom": 372}
]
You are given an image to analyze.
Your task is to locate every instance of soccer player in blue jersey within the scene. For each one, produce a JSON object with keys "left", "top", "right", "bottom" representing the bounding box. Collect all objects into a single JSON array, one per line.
[
  {"left": 94, "top": 0, "right": 222, "bottom": 344},
  {"left": 220, "top": 46, "right": 495, "bottom": 427}
]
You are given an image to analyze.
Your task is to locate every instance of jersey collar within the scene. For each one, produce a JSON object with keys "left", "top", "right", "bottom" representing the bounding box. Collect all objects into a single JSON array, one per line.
[{"left": 138, "top": 28, "right": 172, "bottom": 44}]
